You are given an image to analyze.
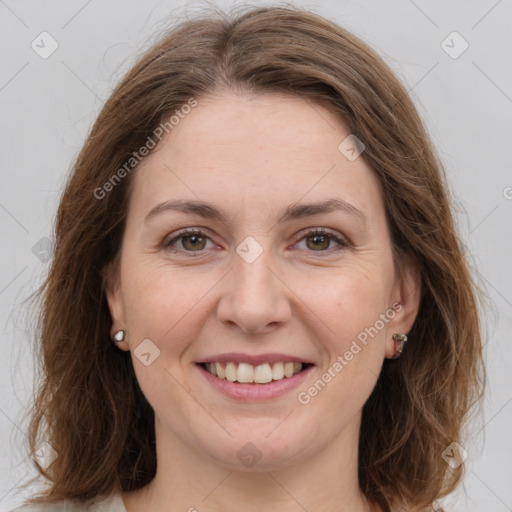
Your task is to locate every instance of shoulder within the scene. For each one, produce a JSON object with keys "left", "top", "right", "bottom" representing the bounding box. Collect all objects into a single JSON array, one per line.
[{"left": 9, "top": 493, "right": 126, "bottom": 512}]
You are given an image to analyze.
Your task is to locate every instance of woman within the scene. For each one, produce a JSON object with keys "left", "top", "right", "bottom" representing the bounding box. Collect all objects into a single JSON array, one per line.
[{"left": 13, "top": 5, "right": 484, "bottom": 512}]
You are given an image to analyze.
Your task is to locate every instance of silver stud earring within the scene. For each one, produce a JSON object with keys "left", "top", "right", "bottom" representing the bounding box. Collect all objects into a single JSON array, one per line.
[
  {"left": 391, "top": 333, "right": 408, "bottom": 358},
  {"left": 112, "top": 330, "right": 125, "bottom": 343}
]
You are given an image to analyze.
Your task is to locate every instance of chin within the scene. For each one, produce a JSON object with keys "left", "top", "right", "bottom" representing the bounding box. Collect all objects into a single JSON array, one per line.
[{"left": 192, "top": 422, "right": 315, "bottom": 472}]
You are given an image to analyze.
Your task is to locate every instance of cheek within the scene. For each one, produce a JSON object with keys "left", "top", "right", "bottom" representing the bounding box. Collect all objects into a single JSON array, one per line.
[
  {"left": 304, "top": 259, "right": 393, "bottom": 340},
  {"left": 121, "top": 258, "right": 202, "bottom": 341},
  {"left": 296, "top": 258, "right": 394, "bottom": 405},
  {"left": 120, "top": 261, "right": 213, "bottom": 404},
  {"left": 294, "top": 269, "right": 390, "bottom": 423}
]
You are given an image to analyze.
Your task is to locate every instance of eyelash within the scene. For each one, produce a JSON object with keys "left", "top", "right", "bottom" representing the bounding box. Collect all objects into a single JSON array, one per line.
[{"left": 162, "top": 227, "right": 350, "bottom": 256}]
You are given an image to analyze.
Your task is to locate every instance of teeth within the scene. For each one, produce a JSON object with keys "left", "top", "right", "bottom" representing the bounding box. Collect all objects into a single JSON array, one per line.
[
  {"left": 272, "top": 362, "right": 284, "bottom": 380},
  {"left": 225, "top": 362, "right": 237, "bottom": 382},
  {"left": 204, "top": 361, "right": 305, "bottom": 383},
  {"left": 284, "top": 362, "right": 295, "bottom": 378},
  {"left": 237, "top": 363, "right": 254, "bottom": 383},
  {"left": 215, "top": 362, "right": 225, "bottom": 379},
  {"left": 254, "top": 364, "right": 273, "bottom": 384}
]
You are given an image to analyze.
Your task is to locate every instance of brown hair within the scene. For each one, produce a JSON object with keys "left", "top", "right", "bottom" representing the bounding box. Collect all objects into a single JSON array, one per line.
[{"left": 24, "top": 5, "right": 484, "bottom": 511}]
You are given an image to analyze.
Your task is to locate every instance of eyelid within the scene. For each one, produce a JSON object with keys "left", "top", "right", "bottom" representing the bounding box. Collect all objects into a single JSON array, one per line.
[
  {"left": 162, "top": 226, "right": 351, "bottom": 255},
  {"left": 292, "top": 227, "right": 351, "bottom": 250},
  {"left": 162, "top": 227, "right": 218, "bottom": 250}
]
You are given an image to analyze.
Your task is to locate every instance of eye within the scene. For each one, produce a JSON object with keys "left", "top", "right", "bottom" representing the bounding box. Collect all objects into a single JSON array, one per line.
[
  {"left": 162, "top": 227, "right": 350, "bottom": 256},
  {"left": 163, "top": 228, "right": 215, "bottom": 253},
  {"left": 294, "top": 228, "right": 350, "bottom": 252}
]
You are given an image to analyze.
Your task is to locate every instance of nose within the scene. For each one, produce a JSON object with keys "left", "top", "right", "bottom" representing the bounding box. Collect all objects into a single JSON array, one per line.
[{"left": 216, "top": 249, "right": 292, "bottom": 335}]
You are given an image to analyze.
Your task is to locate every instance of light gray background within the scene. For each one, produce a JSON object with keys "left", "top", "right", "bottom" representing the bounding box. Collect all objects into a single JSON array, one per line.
[{"left": 1, "top": 0, "right": 511, "bottom": 510}]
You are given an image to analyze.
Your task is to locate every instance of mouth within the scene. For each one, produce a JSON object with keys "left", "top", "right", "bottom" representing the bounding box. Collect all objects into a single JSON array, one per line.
[
  {"left": 197, "top": 361, "right": 314, "bottom": 384},
  {"left": 195, "top": 352, "right": 316, "bottom": 401}
]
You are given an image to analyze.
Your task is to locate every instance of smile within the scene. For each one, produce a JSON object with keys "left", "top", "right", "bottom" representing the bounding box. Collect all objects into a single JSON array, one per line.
[{"left": 201, "top": 361, "right": 308, "bottom": 384}]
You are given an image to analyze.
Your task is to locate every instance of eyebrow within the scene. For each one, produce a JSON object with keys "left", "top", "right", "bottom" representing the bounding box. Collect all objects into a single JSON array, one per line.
[{"left": 144, "top": 198, "right": 367, "bottom": 225}]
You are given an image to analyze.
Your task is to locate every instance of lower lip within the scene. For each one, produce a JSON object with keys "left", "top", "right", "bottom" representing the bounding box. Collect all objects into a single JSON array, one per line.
[{"left": 197, "top": 364, "right": 314, "bottom": 401}]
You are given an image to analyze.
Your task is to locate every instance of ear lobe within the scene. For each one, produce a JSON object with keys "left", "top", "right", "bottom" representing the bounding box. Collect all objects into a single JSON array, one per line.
[
  {"left": 103, "top": 263, "right": 129, "bottom": 351},
  {"left": 385, "top": 254, "right": 422, "bottom": 359}
]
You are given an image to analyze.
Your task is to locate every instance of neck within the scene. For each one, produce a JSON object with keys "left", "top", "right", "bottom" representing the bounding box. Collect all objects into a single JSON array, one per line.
[{"left": 123, "top": 412, "right": 379, "bottom": 512}]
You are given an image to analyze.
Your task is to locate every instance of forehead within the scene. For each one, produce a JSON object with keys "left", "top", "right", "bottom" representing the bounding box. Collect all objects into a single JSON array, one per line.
[{"left": 129, "top": 91, "right": 384, "bottom": 227}]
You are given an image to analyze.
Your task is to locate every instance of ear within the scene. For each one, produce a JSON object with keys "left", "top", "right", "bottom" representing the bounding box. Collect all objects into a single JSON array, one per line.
[
  {"left": 103, "top": 261, "right": 130, "bottom": 352},
  {"left": 385, "top": 254, "right": 422, "bottom": 359}
]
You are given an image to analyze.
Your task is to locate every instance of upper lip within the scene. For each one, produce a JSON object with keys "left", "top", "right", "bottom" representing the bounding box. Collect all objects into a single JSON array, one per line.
[{"left": 198, "top": 353, "right": 314, "bottom": 366}]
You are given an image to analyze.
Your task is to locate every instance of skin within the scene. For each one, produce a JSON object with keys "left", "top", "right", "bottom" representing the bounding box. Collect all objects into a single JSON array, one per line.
[{"left": 106, "top": 90, "right": 421, "bottom": 512}]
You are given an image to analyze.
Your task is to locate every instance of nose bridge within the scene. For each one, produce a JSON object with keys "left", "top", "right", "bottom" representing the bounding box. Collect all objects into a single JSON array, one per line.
[
  {"left": 235, "top": 249, "right": 275, "bottom": 297},
  {"left": 216, "top": 241, "right": 291, "bottom": 333}
]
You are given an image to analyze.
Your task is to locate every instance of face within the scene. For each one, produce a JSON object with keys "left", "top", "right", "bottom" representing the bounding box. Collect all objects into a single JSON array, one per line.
[{"left": 106, "top": 91, "right": 420, "bottom": 471}]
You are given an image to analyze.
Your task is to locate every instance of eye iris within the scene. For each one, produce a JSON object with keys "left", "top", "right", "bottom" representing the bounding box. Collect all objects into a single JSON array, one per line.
[
  {"left": 182, "top": 234, "right": 206, "bottom": 251},
  {"left": 307, "top": 234, "right": 330, "bottom": 251},
  {"left": 175, "top": 232, "right": 337, "bottom": 252}
]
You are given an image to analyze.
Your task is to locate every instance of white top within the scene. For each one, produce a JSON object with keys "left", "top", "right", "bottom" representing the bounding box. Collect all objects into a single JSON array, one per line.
[{"left": 9, "top": 493, "right": 126, "bottom": 512}]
